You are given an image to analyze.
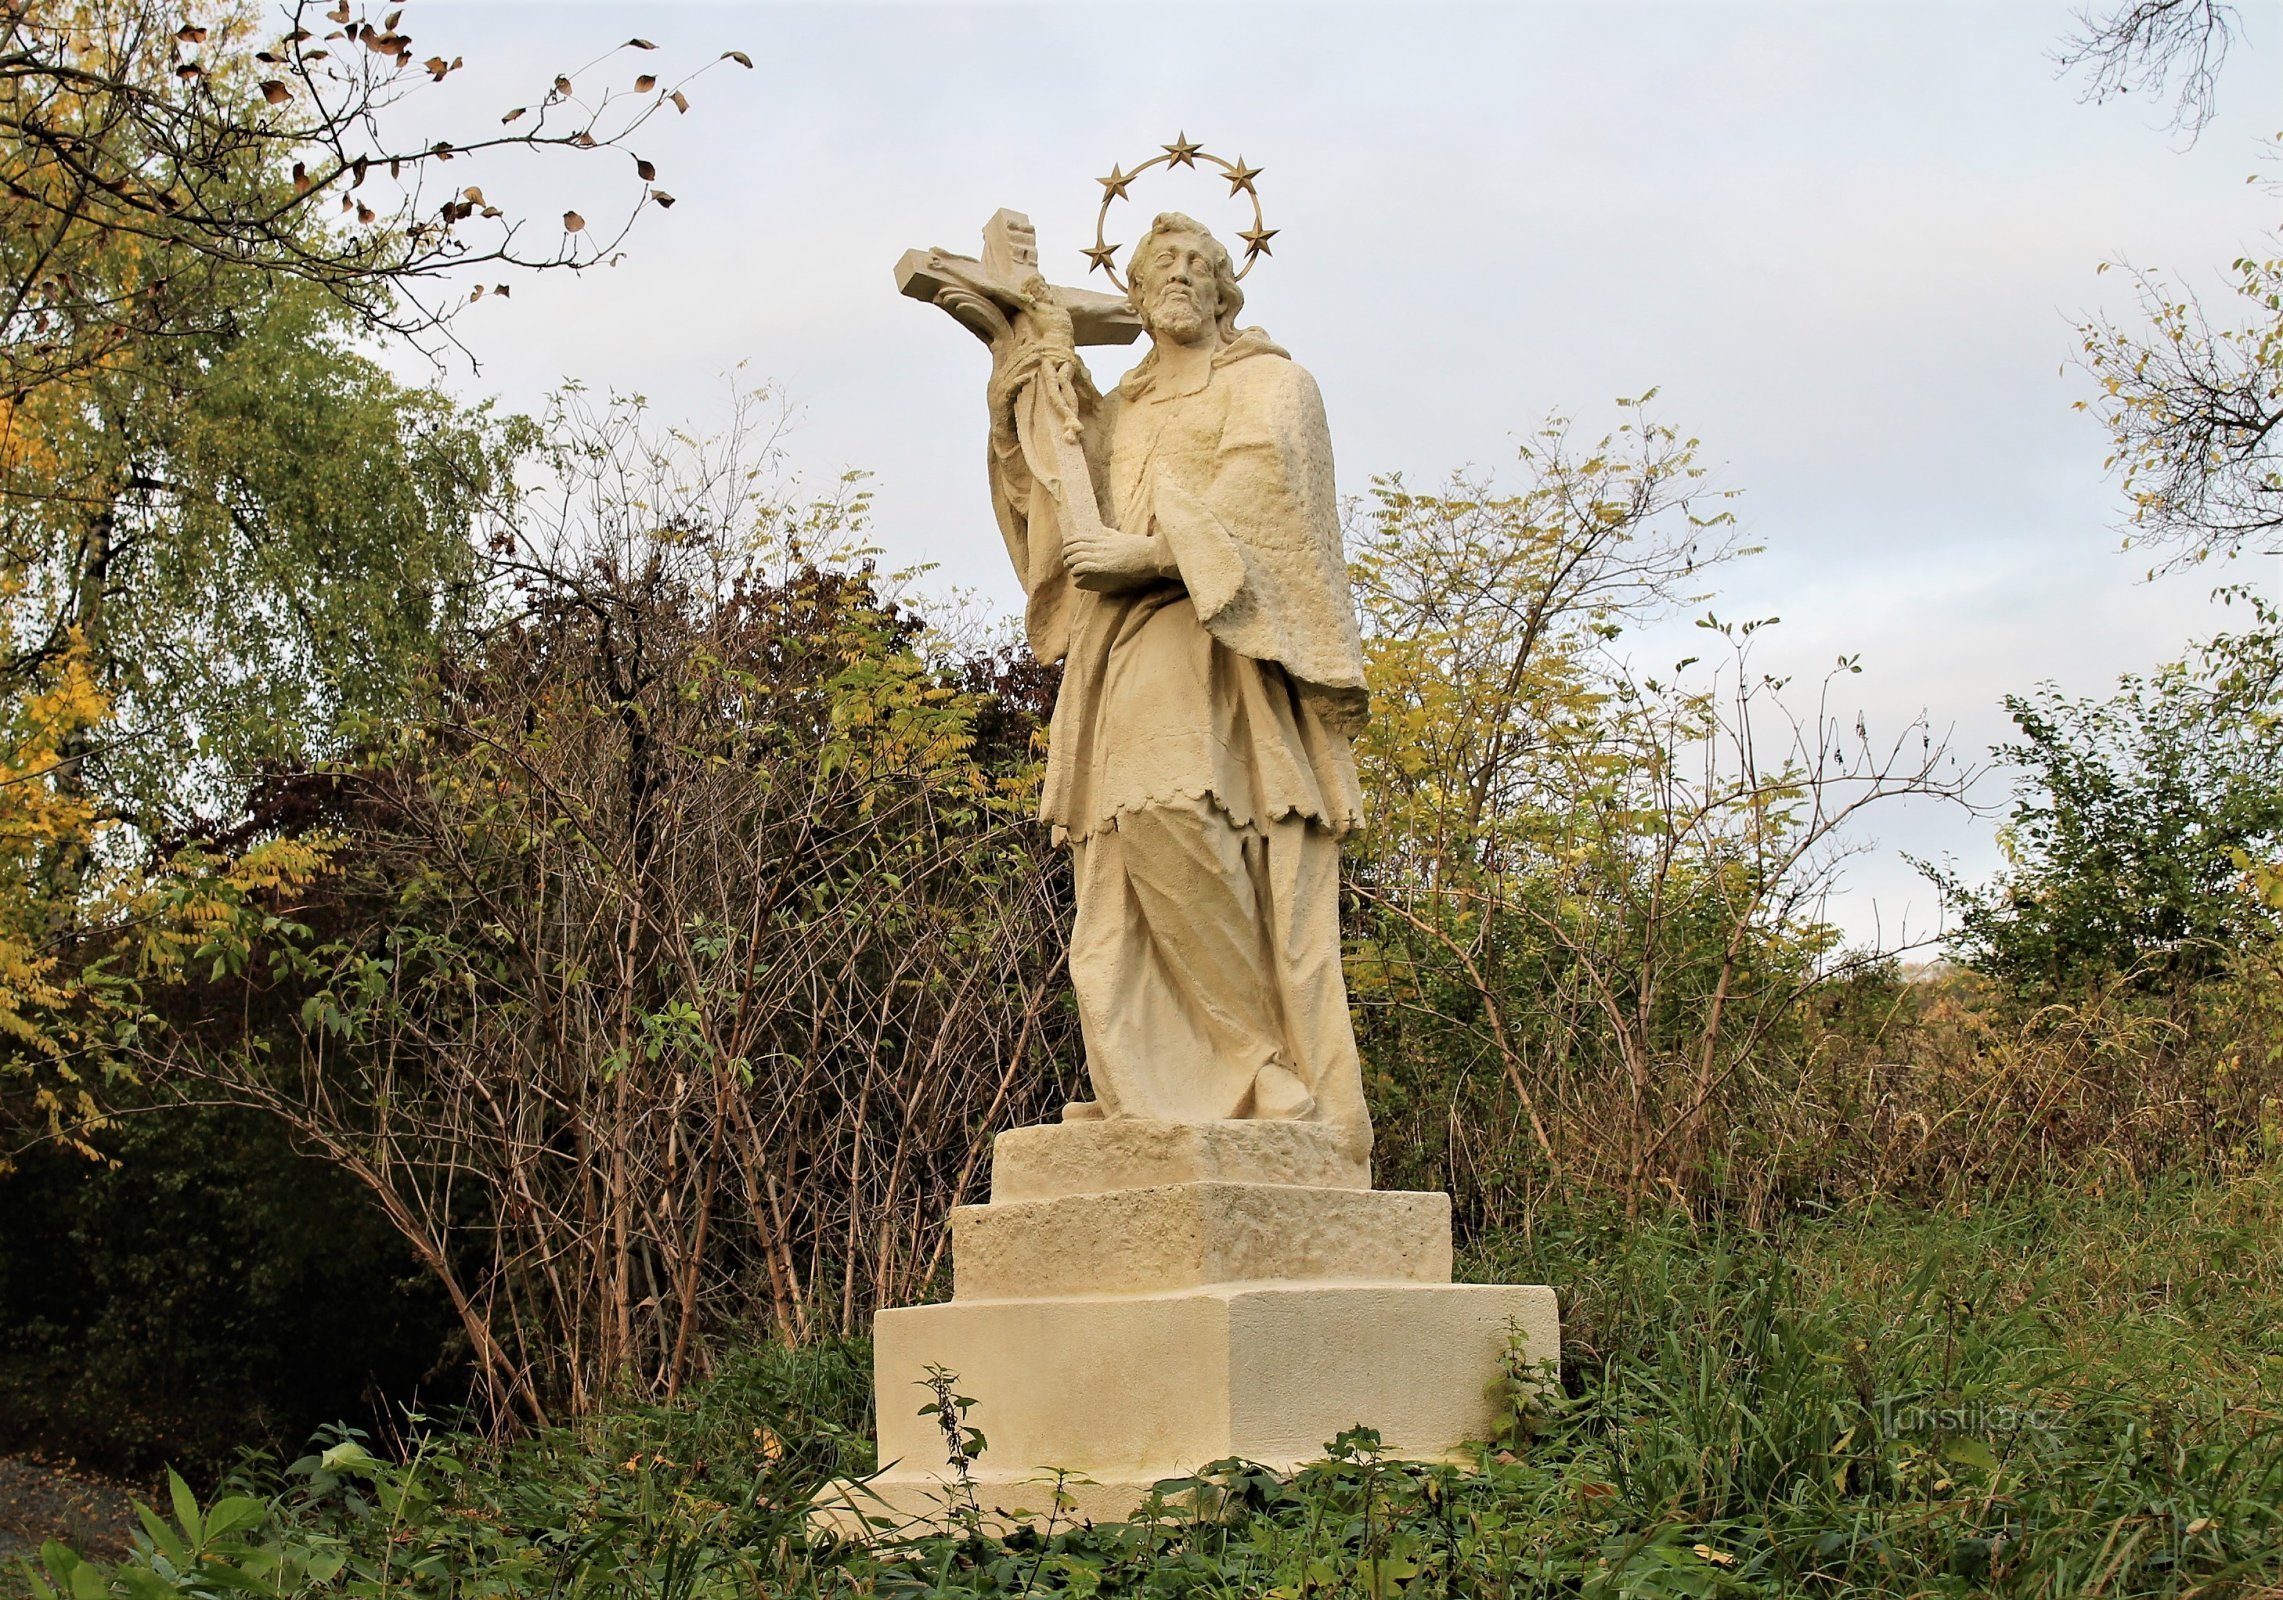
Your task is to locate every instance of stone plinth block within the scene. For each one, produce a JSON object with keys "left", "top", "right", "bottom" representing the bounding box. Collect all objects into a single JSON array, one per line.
[
  {"left": 989, "top": 1118, "right": 1370, "bottom": 1204},
  {"left": 860, "top": 1280, "right": 1558, "bottom": 1522},
  {"left": 951, "top": 1183, "right": 1450, "bottom": 1300}
]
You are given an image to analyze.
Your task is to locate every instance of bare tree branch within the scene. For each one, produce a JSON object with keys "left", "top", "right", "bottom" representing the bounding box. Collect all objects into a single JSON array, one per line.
[{"left": 2058, "top": 0, "right": 2238, "bottom": 140}]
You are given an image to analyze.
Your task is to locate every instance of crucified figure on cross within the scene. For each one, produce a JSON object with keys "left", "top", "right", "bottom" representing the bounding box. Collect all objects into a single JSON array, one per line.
[
  {"left": 894, "top": 204, "right": 1374, "bottom": 1157},
  {"left": 895, "top": 210, "right": 1138, "bottom": 581}
]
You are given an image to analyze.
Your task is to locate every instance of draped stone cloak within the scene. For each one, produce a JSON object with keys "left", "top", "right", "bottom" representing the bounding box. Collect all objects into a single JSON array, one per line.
[
  {"left": 987, "top": 329, "right": 1370, "bottom": 844},
  {"left": 985, "top": 327, "right": 1373, "bottom": 1148}
]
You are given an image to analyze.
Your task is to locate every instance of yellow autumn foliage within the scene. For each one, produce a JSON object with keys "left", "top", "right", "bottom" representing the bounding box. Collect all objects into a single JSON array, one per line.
[
  {"left": 0, "top": 629, "right": 111, "bottom": 1156},
  {"left": 0, "top": 619, "right": 333, "bottom": 1164}
]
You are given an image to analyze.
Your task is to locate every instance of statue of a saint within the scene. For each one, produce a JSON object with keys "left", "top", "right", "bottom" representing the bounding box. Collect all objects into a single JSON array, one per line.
[
  {"left": 834, "top": 199, "right": 1554, "bottom": 1530},
  {"left": 976, "top": 211, "right": 1373, "bottom": 1160}
]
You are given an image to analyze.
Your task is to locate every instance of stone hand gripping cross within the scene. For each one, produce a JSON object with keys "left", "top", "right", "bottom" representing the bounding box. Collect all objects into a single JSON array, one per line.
[{"left": 895, "top": 210, "right": 1142, "bottom": 580}]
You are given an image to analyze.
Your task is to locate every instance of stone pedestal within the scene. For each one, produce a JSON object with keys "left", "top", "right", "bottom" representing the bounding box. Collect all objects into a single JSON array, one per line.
[{"left": 820, "top": 1120, "right": 1559, "bottom": 1531}]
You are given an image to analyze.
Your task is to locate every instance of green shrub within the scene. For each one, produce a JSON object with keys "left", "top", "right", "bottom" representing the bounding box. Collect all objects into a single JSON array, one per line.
[{"left": 1930, "top": 589, "right": 2283, "bottom": 994}]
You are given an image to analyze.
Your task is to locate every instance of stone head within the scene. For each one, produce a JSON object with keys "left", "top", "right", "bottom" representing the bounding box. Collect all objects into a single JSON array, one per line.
[{"left": 1127, "top": 212, "right": 1245, "bottom": 347}]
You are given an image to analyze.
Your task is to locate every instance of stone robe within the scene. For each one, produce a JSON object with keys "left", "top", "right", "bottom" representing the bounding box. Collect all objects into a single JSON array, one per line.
[{"left": 987, "top": 327, "right": 1373, "bottom": 1157}]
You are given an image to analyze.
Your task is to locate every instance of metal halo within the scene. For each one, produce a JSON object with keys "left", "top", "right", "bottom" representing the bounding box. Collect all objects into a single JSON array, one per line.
[{"left": 1086, "top": 133, "right": 1275, "bottom": 293}]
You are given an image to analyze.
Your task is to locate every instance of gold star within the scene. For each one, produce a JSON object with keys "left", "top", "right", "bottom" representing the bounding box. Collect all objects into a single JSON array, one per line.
[
  {"left": 1161, "top": 131, "right": 1203, "bottom": 168},
  {"left": 1097, "top": 163, "right": 1136, "bottom": 201},
  {"left": 1222, "top": 156, "right": 1262, "bottom": 195},
  {"left": 1239, "top": 223, "right": 1278, "bottom": 260},
  {"left": 1083, "top": 239, "right": 1120, "bottom": 275}
]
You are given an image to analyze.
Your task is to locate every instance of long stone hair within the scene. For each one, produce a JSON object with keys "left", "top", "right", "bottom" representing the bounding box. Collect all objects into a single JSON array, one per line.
[{"left": 1126, "top": 211, "right": 1247, "bottom": 340}]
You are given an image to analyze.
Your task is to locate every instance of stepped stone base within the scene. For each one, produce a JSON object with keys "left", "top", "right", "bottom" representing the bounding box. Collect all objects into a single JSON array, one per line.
[
  {"left": 952, "top": 1182, "right": 1450, "bottom": 1298},
  {"left": 988, "top": 1118, "right": 1369, "bottom": 1202},
  {"left": 817, "top": 1119, "right": 1560, "bottom": 1534},
  {"left": 878, "top": 1279, "right": 1554, "bottom": 1473}
]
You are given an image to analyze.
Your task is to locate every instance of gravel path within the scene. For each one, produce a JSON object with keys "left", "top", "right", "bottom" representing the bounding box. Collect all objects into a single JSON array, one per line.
[{"left": 0, "top": 1456, "right": 139, "bottom": 1570}]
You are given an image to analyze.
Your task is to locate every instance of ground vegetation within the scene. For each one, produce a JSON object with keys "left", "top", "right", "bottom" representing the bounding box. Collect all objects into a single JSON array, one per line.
[{"left": 23, "top": 1176, "right": 2283, "bottom": 1596}]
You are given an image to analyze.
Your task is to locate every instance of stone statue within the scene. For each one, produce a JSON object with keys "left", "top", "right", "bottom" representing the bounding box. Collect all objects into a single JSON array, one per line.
[
  {"left": 901, "top": 206, "right": 1373, "bottom": 1159},
  {"left": 828, "top": 170, "right": 1557, "bottom": 1530}
]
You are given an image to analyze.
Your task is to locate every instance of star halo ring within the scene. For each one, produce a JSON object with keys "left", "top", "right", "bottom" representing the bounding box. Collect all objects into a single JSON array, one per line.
[{"left": 1088, "top": 133, "right": 1275, "bottom": 294}]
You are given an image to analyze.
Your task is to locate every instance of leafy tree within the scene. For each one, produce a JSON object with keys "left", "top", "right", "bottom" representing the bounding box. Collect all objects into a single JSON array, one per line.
[
  {"left": 1, "top": 275, "right": 513, "bottom": 824},
  {"left": 2079, "top": 250, "right": 2283, "bottom": 573},
  {"left": 1931, "top": 589, "right": 2283, "bottom": 992},
  {"left": 0, "top": 0, "right": 742, "bottom": 816},
  {"left": 1347, "top": 407, "right": 1966, "bottom": 1218},
  {"left": 0, "top": 0, "right": 744, "bottom": 1151},
  {"left": 0, "top": 633, "right": 114, "bottom": 1150},
  {"left": 1349, "top": 401, "right": 1736, "bottom": 885}
]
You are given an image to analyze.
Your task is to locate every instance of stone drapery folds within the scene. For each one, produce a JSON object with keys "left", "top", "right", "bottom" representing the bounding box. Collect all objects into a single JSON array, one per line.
[{"left": 985, "top": 289, "right": 1372, "bottom": 1154}]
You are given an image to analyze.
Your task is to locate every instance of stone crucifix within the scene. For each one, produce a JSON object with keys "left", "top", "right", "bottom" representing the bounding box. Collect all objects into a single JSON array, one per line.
[
  {"left": 893, "top": 210, "right": 1136, "bottom": 549},
  {"left": 894, "top": 208, "right": 1140, "bottom": 346},
  {"left": 894, "top": 196, "right": 1374, "bottom": 1154}
]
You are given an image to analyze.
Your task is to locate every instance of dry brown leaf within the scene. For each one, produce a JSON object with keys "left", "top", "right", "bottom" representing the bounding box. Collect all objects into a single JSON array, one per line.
[
  {"left": 563, "top": 210, "right": 586, "bottom": 233},
  {"left": 635, "top": 157, "right": 655, "bottom": 181},
  {"left": 669, "top": 89, "right": 688, "bottom": 113},
  {"left": 260, "top": 80, "right": 289, "bottom": 104},
  {"left": 722, "top": 49, "right": 752, "bottom": 67},
  {"left": 634, "top": 73, "right": 656, "bottom": 92}
]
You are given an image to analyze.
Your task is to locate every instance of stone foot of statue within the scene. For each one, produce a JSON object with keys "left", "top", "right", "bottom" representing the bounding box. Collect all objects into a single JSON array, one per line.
[
  {"left": 1250, "top": 1063, "right": 1315, "bottom": 1119},
  {"left": 1062, "top": 1100, "right": 1106, "bottom": 1122}
]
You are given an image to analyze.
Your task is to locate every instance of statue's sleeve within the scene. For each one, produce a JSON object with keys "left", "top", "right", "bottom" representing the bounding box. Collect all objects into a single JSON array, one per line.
[{"left": 1149, "top": 360, "right": 1370, "bottom": 731}]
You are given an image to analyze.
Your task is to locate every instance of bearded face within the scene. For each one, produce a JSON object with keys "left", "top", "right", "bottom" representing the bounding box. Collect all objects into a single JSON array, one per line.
[{"left": 1135, "top": 232, "right": 1222, "bottom": 345}]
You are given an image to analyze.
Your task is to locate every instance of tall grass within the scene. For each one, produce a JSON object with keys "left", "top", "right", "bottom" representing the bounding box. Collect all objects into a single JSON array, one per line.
[
  {"left": 1373, "top": 954, "right": 2283, "bottom": 1233},
  {"left": 26, "top": 1171, "right": 2283, "bottom": 1597}
]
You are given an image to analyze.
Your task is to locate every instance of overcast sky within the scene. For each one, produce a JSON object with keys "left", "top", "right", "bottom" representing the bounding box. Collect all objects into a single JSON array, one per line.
[{"left": 391, "top": 0, "right": 2281, "bottom": 948}]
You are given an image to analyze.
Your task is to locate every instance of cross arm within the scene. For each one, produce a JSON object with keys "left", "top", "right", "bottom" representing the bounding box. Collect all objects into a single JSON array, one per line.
[{"left": 894, "top": 208, "right": 1141, "bottom": 347}]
